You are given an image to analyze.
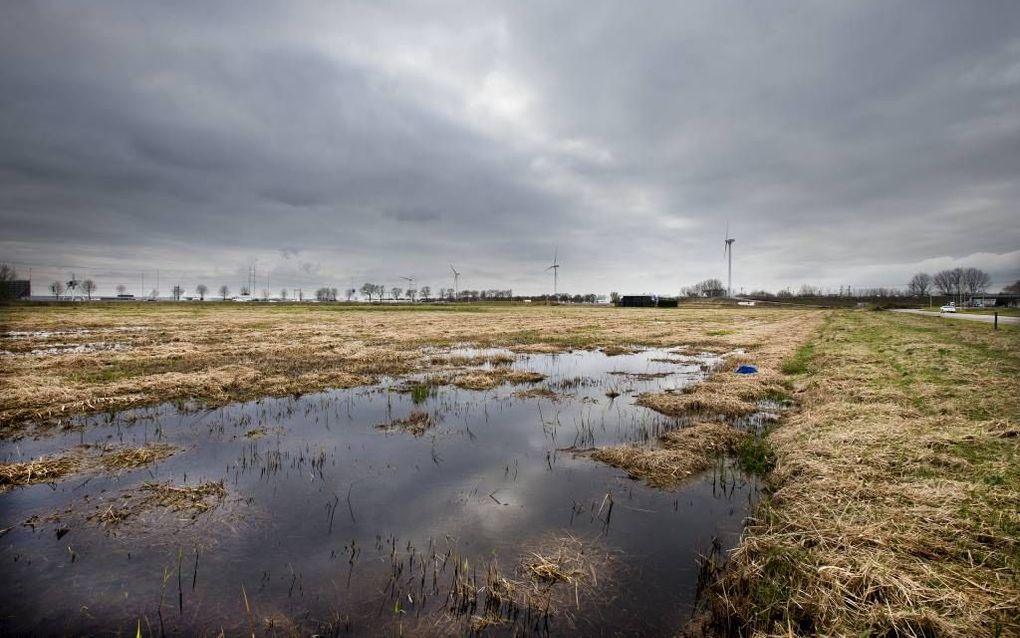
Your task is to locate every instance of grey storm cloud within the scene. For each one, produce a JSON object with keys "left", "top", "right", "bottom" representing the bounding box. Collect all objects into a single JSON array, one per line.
[{"left": 1, "top": 0, "right": 1018, "bottom": 296}]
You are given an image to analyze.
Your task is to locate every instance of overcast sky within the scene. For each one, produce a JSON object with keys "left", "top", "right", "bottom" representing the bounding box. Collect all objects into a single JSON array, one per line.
[{"left": 2, "top": 1, "right": 1018, "bottom": 297}]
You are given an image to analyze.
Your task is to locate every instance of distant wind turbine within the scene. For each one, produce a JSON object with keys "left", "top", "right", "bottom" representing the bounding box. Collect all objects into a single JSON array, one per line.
[
  {"left": 449, "top": 265, "right": 460, "bottom": 300},
  {"left": 545, "top": 248, "right": 560, "bottom": 299},
  {"left": 400, "top": 275, "right": 416, "bottom": 300},
  {"left": 724, "top": 224, "right": 735, "bottom": 298}
]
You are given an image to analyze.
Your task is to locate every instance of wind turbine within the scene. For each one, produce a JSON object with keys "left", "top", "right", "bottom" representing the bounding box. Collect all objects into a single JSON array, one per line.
[
  {"left": 65, "top": 273, "right": 83, "bottom": 301},
  {"left": 545, "top": 248, "right": 560, "bottom": 300},
  {"left": 724, "top": 224, "right": 735, "bottom": 298},
  {"left": 400, "top": 275, "right": 416, "bottom": 301},
  {"left": 449, "top": 265, "right": 460, "bottom": 300}
]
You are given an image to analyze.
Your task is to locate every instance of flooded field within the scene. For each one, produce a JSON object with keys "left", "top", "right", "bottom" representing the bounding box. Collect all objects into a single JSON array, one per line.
[{"left": 0, "top": 346, "right": 762, "bottom": 635}]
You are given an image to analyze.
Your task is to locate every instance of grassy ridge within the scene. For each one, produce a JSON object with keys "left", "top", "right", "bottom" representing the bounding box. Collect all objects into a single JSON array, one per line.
[{"left": 707, "top": 311, "right": 1019, "bottom": 636}]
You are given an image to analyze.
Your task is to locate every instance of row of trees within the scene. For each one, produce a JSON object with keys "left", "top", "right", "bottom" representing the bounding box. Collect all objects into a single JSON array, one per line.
[
  {"left": 48, "top": 279, "right": 98, "bottom": 299},
  {"left": 750, "top": 286, "right": 910, "bottom": 298},
  {"left": 681, "top": 278, "right": 727, "bottom": 297},
  {"left": 908, "top": 267, "right": 992, "bottom": 297},
  {"left": 676, "top": 267, "right": 1000, "bottom": 301},
  {"left": 355, "top": 285, "right": 521, "bottom": 302}
]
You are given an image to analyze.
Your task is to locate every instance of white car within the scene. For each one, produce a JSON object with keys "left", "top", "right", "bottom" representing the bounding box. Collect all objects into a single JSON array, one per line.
[{"left": 939, "top": 303, "right": 956, "bottom": 313}]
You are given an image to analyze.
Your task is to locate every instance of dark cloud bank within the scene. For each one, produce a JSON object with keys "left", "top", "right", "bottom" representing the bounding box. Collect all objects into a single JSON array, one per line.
[{"left": 2, "top": 1, "right": 1018, "bottom": 296}]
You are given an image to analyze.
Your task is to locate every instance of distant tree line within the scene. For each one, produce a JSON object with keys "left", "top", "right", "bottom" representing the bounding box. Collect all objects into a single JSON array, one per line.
[
  {"left": 680, "top": 278, "right": 726, "bottom": 298},
  {"left": 739, "top": 267, "right": 996, "bottom": 300},
  {"left": 315, "top": 287, "right": 339, "bottom": 301}
]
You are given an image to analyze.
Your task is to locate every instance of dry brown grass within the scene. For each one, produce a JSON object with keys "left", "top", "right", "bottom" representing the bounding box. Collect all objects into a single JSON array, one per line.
[
  {"left": 428, "top": 352, "right": 516, "bottom": 367},
  {"left": 96, "top": 442, "right": 176, "bottom": 470},
  {"left": 512, "top": 387, "right": 561, "bottom": 401},
  {"left": 0, "top": 442, "right": 177, "bottom": 490},
  {"left": 700, "top": 311, "right": 1020, "bottom": 637},
  {"left": 0, "top": 303, "right": 820, "bottom": 435},
  {"left": 636, "top": 314, "right": 819, "bottom": 421},
  {"left": 450, "top": 368, "right": 545, "bottom": 390},
  {"left": 90, "top": 480, "right": 226, "bottom": 526},
  {"left": 521, "top": 534, "right": 603, "bottom": 586},
  {"left": 439, "top": 534, "right": 613, "bottom": 635},
  {"left": 585, "top": 422, "right": 747, "bottom": 488},
  {"left": 578, "top": 312, "right": 820, "bottom": 489},
  {"left": 0, "top": 454, "right": 79, "bottom": 489},
  {"left": 376, "top": 410, "right": 434, "bottom": 436}
]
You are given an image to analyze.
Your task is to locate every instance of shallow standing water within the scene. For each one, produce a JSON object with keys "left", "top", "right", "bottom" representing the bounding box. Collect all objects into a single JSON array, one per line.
[{"left": 0, "top": 348, "right": 758, "bottom": 636}]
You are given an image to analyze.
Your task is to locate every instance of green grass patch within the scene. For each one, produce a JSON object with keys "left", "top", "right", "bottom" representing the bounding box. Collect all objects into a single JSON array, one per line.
[
  {"left": 780, "top": 343, "right": 815, "bottom": 375},
  {"left": 736, "top": 431, "right": 776, "bottom": 475}
]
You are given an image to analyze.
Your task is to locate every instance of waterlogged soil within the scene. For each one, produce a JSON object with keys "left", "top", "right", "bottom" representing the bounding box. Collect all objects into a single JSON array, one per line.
[{"left": 0, "top": 348, "right": 759, "bottom": 636}]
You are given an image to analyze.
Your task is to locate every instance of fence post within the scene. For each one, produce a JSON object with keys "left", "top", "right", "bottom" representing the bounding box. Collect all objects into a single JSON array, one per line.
[{"left": 994, "top": 312, "right": 998, "bottom": 330}]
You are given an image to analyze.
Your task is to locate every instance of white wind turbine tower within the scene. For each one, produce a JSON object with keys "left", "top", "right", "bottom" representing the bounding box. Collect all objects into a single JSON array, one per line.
[
  {"left": 724, "top": 224, "right": 735, "bottom": 298},
  {"left": 449, "top": 265, "right": 460, "bottom": 300},
  {"left": 545, "top": 248, "right": 560, "bottom": 300},
  {"left": 65, "top": 273, "right": 84, "bottom": 301},
  {"left": 400, "top": 275, "right": 416, "bottom": 301}
]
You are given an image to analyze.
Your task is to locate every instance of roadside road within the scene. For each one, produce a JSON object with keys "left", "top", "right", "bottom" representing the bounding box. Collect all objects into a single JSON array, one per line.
[{"left": 890, "top": 308, "right": 1020, "bottom": 326}]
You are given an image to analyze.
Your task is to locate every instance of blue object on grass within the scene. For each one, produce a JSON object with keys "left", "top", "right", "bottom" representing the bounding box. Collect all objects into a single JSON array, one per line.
[{"left": 735, "top": 365, "right": 758, "bottom": 374}]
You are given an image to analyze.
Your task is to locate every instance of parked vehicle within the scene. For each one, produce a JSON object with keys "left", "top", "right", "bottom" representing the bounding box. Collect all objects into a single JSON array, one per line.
[{"left": 940, "top": 302, "right": 957, "bottom": 313}]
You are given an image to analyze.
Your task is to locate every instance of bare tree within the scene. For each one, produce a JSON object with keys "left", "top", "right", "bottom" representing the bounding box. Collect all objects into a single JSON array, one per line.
[
  {"left": 360, "top": 283, "right": 376, "bottom": 301},
  {"left": 420, "top": 285, "right": 431, "bottom": 300},
  {"left": 391, "top": 287, "right": 402, "bottom": 300},
  {"left": 116, "top": 284, "right": 127, "bottom": 296},
  {"left": 1004, "top": 280, "right": 1020, "bottom": 294},
  {"left": 908, "top": 272, "right": 932, "bottom": 296},
  {"left": 933, "top": 269, "right": 961, "bottom": 296},
  {"left": 960, "top": 267, "right": 992, "bottom": 295},
  {"left": 50, "top": 281, "right": 65, "bottom": 297},
  {"left": 315, "top": 287, "right": 338, "bottom": 301},
  {"left": 196, "top": 284, "right": 208, "bottom": 300},
  {"left": 219, "top": 284, "right": 230, "bottom": 300},
  {"left": 239, "top": 286, "right": 250, "bottom": 296},
  {"left": 691, "top": 278, "right": 725, "bottom": 297},
  {"left": 82, "top": 279, "right": 97, "bottom": 300},
  {"left": 171, "top": 285, "right": 184, "bottom": 301},
  {"left": 345, "top": 288, "right": 355, "bottom": 301},
  {"left": 0, "top": 264, "right": 18, "bottom": 300}
]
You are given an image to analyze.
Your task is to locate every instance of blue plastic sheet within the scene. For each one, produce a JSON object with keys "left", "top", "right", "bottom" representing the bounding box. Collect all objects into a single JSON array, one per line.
[{"left": 735, "top": 365, "right": 758, "bottom": 374}]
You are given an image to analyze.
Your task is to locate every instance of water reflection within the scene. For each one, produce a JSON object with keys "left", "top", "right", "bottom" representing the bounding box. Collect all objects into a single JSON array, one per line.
[{"left": 0, "top": 347, "right": 759, "bottom": 636}]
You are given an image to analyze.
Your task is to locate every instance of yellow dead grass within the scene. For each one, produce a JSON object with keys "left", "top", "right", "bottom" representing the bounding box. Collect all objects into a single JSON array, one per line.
[
  {"left": 702, "top": 311, "right": 1020, "bottom": 637},
  {"left": 581, "top": 311, "right": 820, "bottom": 489},
  {"left": 0, "top": 442, "right": 177, "bottom": 491},
  {"left": 451, "top": 369, "right": 545, "bottom": 390},
  {"left": 587, "top": 422, "right": 747, "bottom": 488},
  {"left": 1, "top": 303, "right": 821, "bottom": 434}
]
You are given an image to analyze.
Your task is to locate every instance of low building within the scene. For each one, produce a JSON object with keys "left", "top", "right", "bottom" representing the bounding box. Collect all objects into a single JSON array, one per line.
[
  {"left": 0, "top": 280, "right": 31, "bottom": 300},
  {"left": 618, "top": 295, "right": 656, "bottom": 307},
  {"left": 969, "top": 293, "right": 1020, "bottom": 308}
]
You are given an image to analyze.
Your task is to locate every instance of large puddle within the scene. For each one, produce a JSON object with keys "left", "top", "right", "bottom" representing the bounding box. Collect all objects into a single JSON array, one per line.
[{"left": 0, "top": 347, "right": 759, "bottom": 635}]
